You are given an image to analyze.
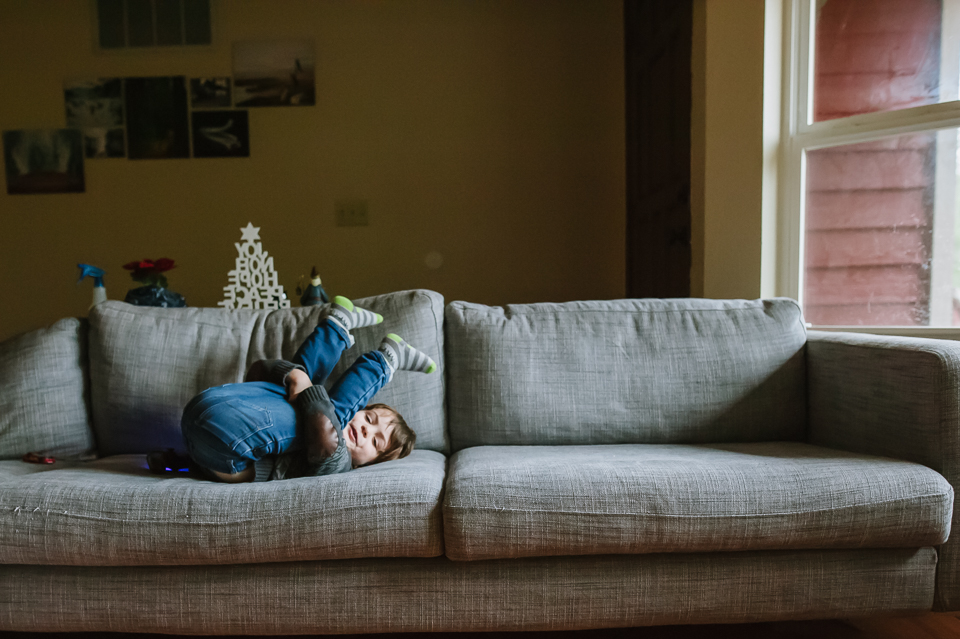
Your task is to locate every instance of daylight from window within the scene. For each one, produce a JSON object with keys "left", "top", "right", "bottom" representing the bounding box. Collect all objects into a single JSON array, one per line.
[{"left": 800, "top": 0, "right": 960, "bottom": 326}]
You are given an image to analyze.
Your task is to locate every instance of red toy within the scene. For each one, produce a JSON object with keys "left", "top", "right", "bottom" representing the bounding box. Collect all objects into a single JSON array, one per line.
[{"left": 22, "top": 452, "right": 55, "bottom": 464}]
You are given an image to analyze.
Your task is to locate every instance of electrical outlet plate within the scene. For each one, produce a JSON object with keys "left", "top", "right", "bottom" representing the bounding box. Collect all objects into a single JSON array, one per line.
[{"left": 335, "top": 199, "right": 369, "bottom": 227}]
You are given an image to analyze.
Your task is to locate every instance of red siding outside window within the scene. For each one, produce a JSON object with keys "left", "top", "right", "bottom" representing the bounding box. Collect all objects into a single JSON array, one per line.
[{"left": 804, "top": 0, "right": 947, "bottom": 325}]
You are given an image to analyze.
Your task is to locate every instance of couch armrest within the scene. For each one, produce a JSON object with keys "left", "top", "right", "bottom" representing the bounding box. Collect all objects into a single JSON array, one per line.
[{"left": 807, "top": 330, "right": 960, "bottom": 611}]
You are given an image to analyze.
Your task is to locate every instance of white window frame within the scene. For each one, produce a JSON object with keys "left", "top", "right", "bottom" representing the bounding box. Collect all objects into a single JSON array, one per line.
[{"left": 779, "top": 0, "right": 960, "bottom": 336}]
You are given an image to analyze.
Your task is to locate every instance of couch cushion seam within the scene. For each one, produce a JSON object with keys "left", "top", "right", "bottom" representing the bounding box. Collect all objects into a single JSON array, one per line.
[
  {"left": 443, "top": 490, "right": 951, "bottom": 518},
  {"left": 2, "top": 499, "right": 442, "bottom": 525}
]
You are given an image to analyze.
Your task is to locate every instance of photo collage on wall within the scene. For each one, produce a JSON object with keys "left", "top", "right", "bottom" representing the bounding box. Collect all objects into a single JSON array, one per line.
[{"left": 3, "top": 40, "right": 314, "bottom": 195}]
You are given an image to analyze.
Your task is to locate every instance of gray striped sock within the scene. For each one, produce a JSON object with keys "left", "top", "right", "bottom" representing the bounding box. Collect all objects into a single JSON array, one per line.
[
  {"left": 325, "top": 295, "right": 383, "bottom": 333},
  {"left": 378, "top": 334, "right": 436, "bottom": 377}
]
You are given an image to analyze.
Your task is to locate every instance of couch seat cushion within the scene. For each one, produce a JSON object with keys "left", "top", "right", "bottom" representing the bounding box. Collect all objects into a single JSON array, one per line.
[
  {"left": 0, "top": 450, "right": 445, "bottom": 566},
  {"left": 443, "top": 443, "right": 953, "bottom": 561}
]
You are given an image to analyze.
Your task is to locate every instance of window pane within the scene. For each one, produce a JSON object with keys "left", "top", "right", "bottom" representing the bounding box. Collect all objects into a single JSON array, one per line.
[
  {"left": 813, "top": 0, "right": 959, "bottom": 122},
  {"left": 804, "top": 128, "right": 960, "bottom": 326}
]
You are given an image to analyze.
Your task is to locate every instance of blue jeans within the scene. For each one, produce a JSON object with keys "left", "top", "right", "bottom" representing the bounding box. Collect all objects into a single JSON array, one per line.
[{"left": 181, "top": 321, "right": 391, "bottom": 474}]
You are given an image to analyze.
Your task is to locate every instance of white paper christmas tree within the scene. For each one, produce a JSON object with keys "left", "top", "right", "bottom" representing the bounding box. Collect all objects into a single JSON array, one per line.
[{"left": 219, "top": 223, "right": 290, "bottom": 310}]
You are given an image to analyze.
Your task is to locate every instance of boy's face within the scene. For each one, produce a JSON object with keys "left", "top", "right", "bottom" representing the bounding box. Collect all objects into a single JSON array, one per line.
[{"left": 345, "top": 407, "right": 396, "bottom": 467}]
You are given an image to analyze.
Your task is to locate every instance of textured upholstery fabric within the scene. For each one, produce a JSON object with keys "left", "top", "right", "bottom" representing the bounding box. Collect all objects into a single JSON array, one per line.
[
  {"left": 88, "top": 289, "right": 446, "bottom": 456},
  {"left": 88, "top": 303, "right": 255, "bottom": 456},
  {"left": 0, "top": 549, "right": 935, "bottom": 633},
  {"left": 445, "top": 298, "right": 807, "bottom": 451},
  {"left": 443, "top": 443, "right": 953, "bottom": 561},
  {"left": 807, "top": 330, "right": 960, "bottom": 612},
  {"left": 0, "top": 450, "right": 445, "bottom": 566},
  {"left": 6, "top": 296, "right": 957, "bottom": 632},
  {"left": 0, "top": 319, "right": 94, "bottom": 459}
]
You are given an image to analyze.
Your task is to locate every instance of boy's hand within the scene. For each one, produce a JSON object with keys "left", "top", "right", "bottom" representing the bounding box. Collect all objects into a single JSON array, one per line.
[{"left": 285, "top": 368, "right": 313, "bottom": 402}]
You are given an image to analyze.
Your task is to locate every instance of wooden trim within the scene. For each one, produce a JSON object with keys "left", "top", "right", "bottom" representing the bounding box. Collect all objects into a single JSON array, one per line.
[{"left": 623, "top": 0, "right": 694, "bottom": 298}]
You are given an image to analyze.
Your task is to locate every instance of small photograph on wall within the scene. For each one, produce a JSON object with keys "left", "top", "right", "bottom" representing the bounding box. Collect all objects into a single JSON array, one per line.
[
  {"left": 190, "top": 77, "right": 232, "bottom": 109},
  {"left": 233, "top": 40, "right": 315, "bottom": 107},
  {"left": 3, "top": 129, "right": 85, "bottom": 195},
  {"left": 64, "top": 78, "right": 125, "bottom": 158},
  {"left": 125, "top": 76, "right": 190, "bottom": 159},
  {"left": 192, "top": 110, "right": 250, "bottom": 158}
]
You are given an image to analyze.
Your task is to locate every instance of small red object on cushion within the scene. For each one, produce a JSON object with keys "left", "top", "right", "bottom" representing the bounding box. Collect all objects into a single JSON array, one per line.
[{"left": 22, "top": 452, "right": 55, "bottom": 464}]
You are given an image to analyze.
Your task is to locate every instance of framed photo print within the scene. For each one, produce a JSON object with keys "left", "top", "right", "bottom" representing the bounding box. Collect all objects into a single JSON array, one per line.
[{"left": 233, "top": 40, "right": 315, "bottom": 107}]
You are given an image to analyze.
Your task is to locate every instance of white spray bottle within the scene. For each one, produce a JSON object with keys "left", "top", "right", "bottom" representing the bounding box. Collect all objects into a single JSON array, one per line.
[{"left": 77, "top": 264, "right": 107, "bottom": 310}]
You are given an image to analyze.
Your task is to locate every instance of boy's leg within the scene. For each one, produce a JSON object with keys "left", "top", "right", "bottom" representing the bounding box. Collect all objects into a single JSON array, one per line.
[
  {"left": 327, "top": 351, "right": 391, "bottom": 425},
  {"left": 180, "top": 383, "right": 298, "bottom": 482},
  {"left": 291, "top": 296, "right": 383, "bottom": 384},
  {"left": 290, "top": 321, "right": 352, "bottom": 385},
  {"left": 328, "top": 335, "right": 436, "bottom": 425}
]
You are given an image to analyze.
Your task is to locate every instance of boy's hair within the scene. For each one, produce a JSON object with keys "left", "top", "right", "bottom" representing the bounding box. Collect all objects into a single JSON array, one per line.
[{"left": 361, "top": 403, "right": 416, "bottom": 466}]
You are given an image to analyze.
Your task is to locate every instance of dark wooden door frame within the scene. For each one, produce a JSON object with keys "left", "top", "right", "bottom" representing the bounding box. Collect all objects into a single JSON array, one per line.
[{"left": 624, "top": 0, "right": 693, "bottom": 299}]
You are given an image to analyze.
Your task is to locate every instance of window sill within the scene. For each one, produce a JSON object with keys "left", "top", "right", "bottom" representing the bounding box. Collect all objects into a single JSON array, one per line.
[{"left": 808, "top": 325, "right": 960, "bottom": 341}]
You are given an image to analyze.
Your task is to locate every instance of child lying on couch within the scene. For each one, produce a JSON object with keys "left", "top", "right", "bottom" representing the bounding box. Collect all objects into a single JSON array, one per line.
[{"left": 148, "top": 296, "right": 435, "bottom": 482}]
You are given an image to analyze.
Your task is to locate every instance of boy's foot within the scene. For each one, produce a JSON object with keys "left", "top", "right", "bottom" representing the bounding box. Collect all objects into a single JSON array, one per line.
[
  {"left": 378, "top": 334, "right": 437, "bottom": 379},
  {"left": 324, "top": 296, "right": 383, "bottom": 346}
]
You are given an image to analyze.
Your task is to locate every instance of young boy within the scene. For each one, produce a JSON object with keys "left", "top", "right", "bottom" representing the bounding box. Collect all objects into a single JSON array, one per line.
[{"left": 156, "top": 296, "right": 435, "bottom": 482}]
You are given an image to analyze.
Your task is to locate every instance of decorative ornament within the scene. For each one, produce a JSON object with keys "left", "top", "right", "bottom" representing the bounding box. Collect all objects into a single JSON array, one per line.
[
  {"left": 296, "top": 266, "right": 330, "bottom": 307},
  {"left": 219, "top": 223, "right": 290, "bottom": 310},
  {"left": 122, "top": 258, "right": 186, "bottom": 308}
]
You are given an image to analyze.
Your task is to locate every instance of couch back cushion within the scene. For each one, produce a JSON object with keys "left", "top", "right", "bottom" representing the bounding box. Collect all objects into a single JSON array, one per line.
[
  {"left": 445, "top": 298, "right": 807, "bottom": 451},
  {"left": 0, "top": 319, "right": 95, "bottom": 459},
  {"left": 89, "top": 289, "right": 446, "bottom": 456}
]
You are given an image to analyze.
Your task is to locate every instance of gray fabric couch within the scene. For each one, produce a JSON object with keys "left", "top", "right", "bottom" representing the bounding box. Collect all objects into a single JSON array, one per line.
[{"left": 0, "top": 289, "right": 956, "bottom": 633}]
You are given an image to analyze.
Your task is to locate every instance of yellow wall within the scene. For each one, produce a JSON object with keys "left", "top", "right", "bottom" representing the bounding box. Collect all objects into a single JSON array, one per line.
[
  {"left": 691, "top": 0, "right": 770, "bottom": 300},
  {"left": 690, "top": 0, "right": 706, "bottom": 298},
  {"left": 0, "top": 0, "right": 626, "bottom": 341}
]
